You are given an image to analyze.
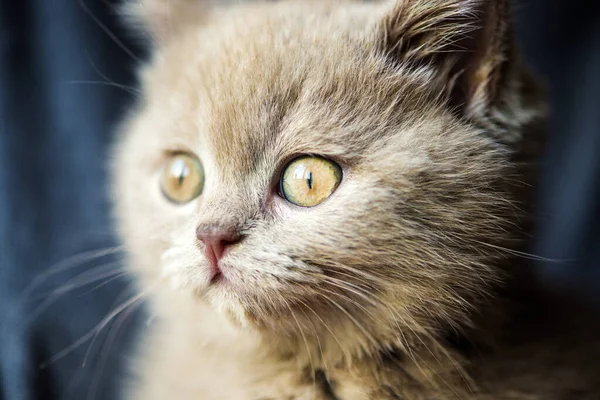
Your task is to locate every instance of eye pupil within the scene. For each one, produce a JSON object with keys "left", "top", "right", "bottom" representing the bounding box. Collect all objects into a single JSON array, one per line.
[
  {"left": 307, "top": 172, "right": 313, "bottom": 190},
  {"left": 177, "top": 164, "right": 187, "bottom": 185}
]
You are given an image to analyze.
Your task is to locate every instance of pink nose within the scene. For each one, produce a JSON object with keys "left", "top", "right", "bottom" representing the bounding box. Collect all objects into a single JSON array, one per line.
[{"left": 196, "top": 224, "right": 241, "bottom": 273}]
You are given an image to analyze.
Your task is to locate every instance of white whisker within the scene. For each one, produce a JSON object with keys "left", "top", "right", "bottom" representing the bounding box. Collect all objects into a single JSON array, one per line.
[{"left": 40, "top": 282, "right": 159, "bottom": 369}]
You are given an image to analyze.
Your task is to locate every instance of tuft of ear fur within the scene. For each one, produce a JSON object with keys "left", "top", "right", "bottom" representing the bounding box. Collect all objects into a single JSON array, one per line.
[
  {"left": 122, "top": 0, "right": 214, "bottom": 44},
  {"left": 378, "top": 0, "right": 544, "bottom": 142}
]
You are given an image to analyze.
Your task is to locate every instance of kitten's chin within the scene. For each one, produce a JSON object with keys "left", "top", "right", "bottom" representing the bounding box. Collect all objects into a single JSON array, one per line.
[
  {"left": 203, "top": 285, "right": 256, "bottom": 330},
  {"left": 202, "top": 281, "right": 284, "bottom": 333},
  {"left": 166, "top": 264, "right": 299, "bottom": 332}
]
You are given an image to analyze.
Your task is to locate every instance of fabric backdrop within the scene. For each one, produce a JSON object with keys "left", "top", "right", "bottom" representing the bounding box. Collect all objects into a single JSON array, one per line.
[{"left": 1, "top": 0, "right": 599, "bottom": 399}]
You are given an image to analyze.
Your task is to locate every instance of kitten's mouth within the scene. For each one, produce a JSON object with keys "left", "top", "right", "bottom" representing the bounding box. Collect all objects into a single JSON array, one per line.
[{"left": 210, "top": 270, "right": 225, "bottom": 285}]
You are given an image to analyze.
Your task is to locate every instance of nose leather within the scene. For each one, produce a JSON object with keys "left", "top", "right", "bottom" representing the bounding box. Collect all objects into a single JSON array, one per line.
[{"left": 196, "top": 224, "right": 241, "bottom": 274}]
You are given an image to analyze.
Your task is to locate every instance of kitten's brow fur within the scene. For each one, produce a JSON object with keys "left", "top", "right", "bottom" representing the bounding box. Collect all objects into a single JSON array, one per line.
[{"left": 113, "top": 0, "right": 600, "bottom": 399}]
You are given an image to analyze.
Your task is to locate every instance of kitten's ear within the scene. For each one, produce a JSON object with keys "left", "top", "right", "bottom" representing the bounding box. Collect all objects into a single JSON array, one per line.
[
  {"left": 378, "top": 0, "right": 543, "bottom": 141},
  {"left": 123, "top": 0, "right": 210, "bottom": 44}
]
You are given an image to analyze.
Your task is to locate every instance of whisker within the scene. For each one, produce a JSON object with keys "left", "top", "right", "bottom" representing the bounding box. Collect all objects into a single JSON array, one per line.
[
  {"left": 323, "top": 268, "right": 386, "bottom": 295},
  {"left": 58, "top": 287, "right": 132, "bottom": 400},
  {"left": 87, "top": 300, "right": 140, "bottom": 400},
  {"left": 325, "top": 263, "right": 389, "bottom": 285},
  {"left": 82, "top": 286, "right": 134, "bottom": 368},
  {"left": 319, "top": 287, "right": 380, "bottom": 323},
  {"left": 296, "top": 298, "right": 350, "bottom": 364},
  {"left": 475, "top": 240, "right": 568, "bottom": 262},
  {"left": 282, "top": 299, "right": 317, "bottom": 397},
  {"left": 39, "top": 282, "right": 159, "bottom": 369},
  {"left": 297, "top": 305, "right": 326, "bottom": 374},
  {"left": 62, "top": 80, "right": 141, "bottom": 96},
  {"left": 77, "top": 0, "right": 142, "bottom": 63},
  {"left": 78, "top": 271, "right": 130, "bottom": 298},
  {"left": 41, "top": 262, "right": 126, "bottom": 297},
  {"left": 20, "top": 246, "right": 124, "bottom": 301},
  {"left": 26, "top": 264, "right": 127, "bottom": 324},
  {"left": 319, "top": 276, "right": 380, "bottom": 307},
  {"left": 86, "top": 49, "right": 138, "bottom": 89},
  {"left": 402, "top": 319, "right": 473, "bottom": 398},
  {"left": 318, "top": 293, "right": 377, "bottom": 346}
]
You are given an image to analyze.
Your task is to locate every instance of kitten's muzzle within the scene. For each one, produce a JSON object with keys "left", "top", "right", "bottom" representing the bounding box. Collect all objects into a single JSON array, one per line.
[{"left": 196, "top": 223, "right": 242, "bottom": 282}]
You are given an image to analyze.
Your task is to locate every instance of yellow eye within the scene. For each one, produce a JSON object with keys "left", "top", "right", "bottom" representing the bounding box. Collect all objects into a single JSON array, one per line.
[
  {"left": 160, "top": 153, "right": 205, "bottom": 204},
  {"left": 280, "top": 156, "right": 342, "bottom": 207}
]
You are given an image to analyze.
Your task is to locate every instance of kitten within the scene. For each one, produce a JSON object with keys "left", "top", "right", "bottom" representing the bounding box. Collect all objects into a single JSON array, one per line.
[{"left": 112, "top": 0, "right": 599, "bottom": 399}]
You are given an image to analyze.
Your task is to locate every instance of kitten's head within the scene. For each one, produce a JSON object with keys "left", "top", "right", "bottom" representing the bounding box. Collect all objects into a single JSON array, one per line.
[{"left": 114, "top": 0, "right": 544, "bottom": 356}]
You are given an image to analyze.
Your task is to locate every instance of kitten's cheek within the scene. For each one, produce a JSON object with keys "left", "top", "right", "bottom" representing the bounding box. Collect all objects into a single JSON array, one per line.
[
  {"left": 164, "top": 273, "right": 193, "bottom": 294},
  {"left": 160, "top": 255, "right": 214, "bottom": 295}
]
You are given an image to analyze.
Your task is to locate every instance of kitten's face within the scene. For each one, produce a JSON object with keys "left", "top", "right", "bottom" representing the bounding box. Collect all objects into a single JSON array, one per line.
[{"left": 115, "top": 0, "right": 538, "bottom": 349}]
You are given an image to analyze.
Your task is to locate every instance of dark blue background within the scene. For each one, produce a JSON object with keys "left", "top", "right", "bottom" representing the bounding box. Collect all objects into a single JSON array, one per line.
[{"left": 1, "top": 0, "right": 599, "bottom": 399}]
